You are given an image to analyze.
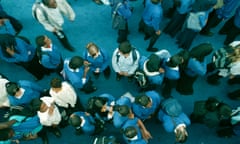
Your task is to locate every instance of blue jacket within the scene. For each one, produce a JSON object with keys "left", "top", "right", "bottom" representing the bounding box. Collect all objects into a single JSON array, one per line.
[
  {"left": 0, "top": 19, "right": 15, "bottom": 35},
  {"left": 139, "top": 56, "right": 164, "bottom": 85},
  {"left": 40, "top": 45, "right": 62, "bottom": 69},
  {"left": 62, "top": 58, "right": 89, "bottom": 89},
  {"left": 234, "top": 6, "right": 240, "bottom": 28},
  {"left": 158, "top": 110, "right": 191, "bottom": 133},
  {"left": 184, "top": 58, "right": 207, "bottom": 77},
  {"left": 162, "top": 59, "right": 180, "bottom": 80},
  {"left": 111, "top": 0, "right": 132, "bottom": 20},
  {"left": 132, "top": 91, "right": 162, "bottom": 120},
  {"left": 83, "top": 47, "right": 110, "bottom": 73},
  {"left": 122, "top": 117, "right": 147, "bottom": 144},
  {"left": 0, "top": 38, "right": 35, "bottom": 63},
  {"left": 177, "top": 0, "right": 195, "bottom": 14},
  {"left": 73, "top": 111, "right": 96, "bottom": 135},
  {"left": 8, "top": 80, "right": 43, "bottom": 106},
  {"left": 10, "top": 115, "right": 42, "bottom": 140},
  {"left": 142, "top": 0, "right": 163, "bottom": 31},
  {"left": 216, "top": 0, "right": 239, "bottom": 19},
  {"left": 113, "top": 96, "right": 132, "bottom": 128}
]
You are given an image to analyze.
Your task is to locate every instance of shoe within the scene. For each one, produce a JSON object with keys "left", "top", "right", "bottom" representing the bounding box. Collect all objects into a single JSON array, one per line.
[
  {"left": 200, "top": 31, "right": 214, "bottom": 36},
  {"left": 116, "top": 75, "right": 121, "bottom": 81},
  {"left": 52, "top": 128, "right": 62, "bottom": 138},
  {"left": 93, "top": 72, "right": 100, "bottom": 79},
  {"left": 66, "top": 46, "right": 75, "bottom": 52},
  {"left": 147, "top": 48, "right": 158, "bottom": 52},
  {"left": 40, "top": 133, "right": 49, "bottom": 144},
  {"left": 144, "top": 35, "right": 151, "bottom": 40}
]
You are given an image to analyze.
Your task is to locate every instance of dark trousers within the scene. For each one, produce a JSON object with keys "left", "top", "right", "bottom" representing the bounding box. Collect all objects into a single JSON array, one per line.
[
  {"left": 201, "top": 10, "right": 222, "bottom": 33},
  {"left": 219, "top": 17, "right": 240, "bottom": 45},
  {"left": 139, "top": 19, "right": 160, "bottom": 49},
  {"left": 53, "top": 30, "right": 74, "bottom": 50},
  {"left": 117, "top": 23, "right": 128, "bottom": 43}
]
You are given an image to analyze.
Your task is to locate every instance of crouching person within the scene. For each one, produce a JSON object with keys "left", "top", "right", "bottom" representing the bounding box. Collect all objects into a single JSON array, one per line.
[
  {"left": 68, "top": 111, "right": 103, "bottom": 135},
  {"left": 31, "top": 97, "right": 62, "bottom": 138},
  {"left": 157, "top": 98, "right": 190, "bottom": 143}
]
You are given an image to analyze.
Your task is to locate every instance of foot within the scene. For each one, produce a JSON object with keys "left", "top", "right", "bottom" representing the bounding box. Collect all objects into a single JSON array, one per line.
[
  {"left": 147, "top": 48, "right": 158, "bottom": 52},
  {"left": 200, "top": 31, "right": 214, "bottom": 36},
  {"left": 52, "top": 128, "right": 61, "bottom": 138},
  {"left": 144, "top": 35, "right": 151, "bottom": 40},
  {"left": 66, "top": 46, "right": 75, "bottom": 52}
]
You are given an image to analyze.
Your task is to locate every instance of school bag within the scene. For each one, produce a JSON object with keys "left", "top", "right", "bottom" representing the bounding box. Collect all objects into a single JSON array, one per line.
[
  {"left": 161, "top": 98, "right": 182, "bottom": 117},
  {"left": 134, "top": 69, "right": 148, "bottom": 88},
  {"left": 93, "top": 135, "right": 119, "bottom": 144},
  {"left": 32, "top": 1, "right": 48, "bottom": 22}
]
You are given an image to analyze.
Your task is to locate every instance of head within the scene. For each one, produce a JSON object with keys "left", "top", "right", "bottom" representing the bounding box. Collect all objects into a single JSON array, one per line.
[
  {"left": 5, "top": 82, "right": 20, "bottom": 96},
  {"left": 69, "top": 56, "right": 84, "bottom": 70},
  {"left": 35, "top": 35, "right": 51, "bottom": 48},
  {"left": 69, "top": 114, "right": 82, "bottom": 127},
  {"left": 146, "top": 54, "right": 161, "bottom": 72},
  {"left": 0, "top": 34, "right": 16, "bottom": 51},
  {"left": 86, "top": 42, "right": 99, "bottom": 58},
  {"left": 42, "top": 0, "right": 57, "bottom": 8},
  {"left": 190, "top": 43, "right": 213, "bottom": 62},
  {"left": 88, "top": 97, "right": 108, "bottom": 113},
  {"left": 123, "top": 126, "right": 138, "bottom": 139},
  {"left": 113, "top": 105, "right": 130, "bottom": 116},
  {"left": 151, "top": 0, "right": 162, "bottom": 4},
  {"left": 119, "top": 41, "right": 132, "bottom": 56},
  {"left": 175, "top": 125, "right": 188, "bottom": 143},
  {"left": 205, "top": 97, "right": 220, "bottom": 112},
  {"left": 50, "top": 77, "right": 62, "bottom": 93},
  {"left": 135, "top": 94, "right": 152, "bottom": 108},
  {"left": 167, "top": 55, "right": 184, "bottom": 67},
  {"left": 30, "top": 98, "right": 43, "bottom": 111}
]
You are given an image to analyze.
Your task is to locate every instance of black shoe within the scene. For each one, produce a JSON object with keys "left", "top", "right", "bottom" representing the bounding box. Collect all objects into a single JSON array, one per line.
[
  {"left": 147, "top": 48, "right": 158, "bottom": 52},
  {"left": 200, "top": 31, "right": 214, "bottom": 36},
  {"left": 40, "top": 134, "right": 49, "bottom": 144},
  {"left": 52, "top": 128, "right": 61, "bottom": 138},
  {"left": 66, "top": 46, "right": 75, "bottom": 52},
  {"left": 93, "top": 72, "right": 100, "bottom": 79},
  {"left": 116, "top": 74, "right": 121, "bottom": 81},
  {"left": 144, "top": 35, "right": 151, "bottom": 40}
]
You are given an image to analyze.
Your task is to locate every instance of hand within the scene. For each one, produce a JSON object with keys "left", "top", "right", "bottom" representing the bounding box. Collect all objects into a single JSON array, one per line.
[
  {"left": 48, "top": 104, "right": 55, "bottom": 115},
  {"left": 159, "top": 68, "right": 165, "bottom": 73},
  {"left": 84, "top": 61, "right": 91, "bottom": 67},
  {"left": 155, "top": 30, "right": 161, "bottom": 35},
  {"left": 142, "top": 130, "right": 152, "bottom": 141},
  {"left": 6, "top": 47, "right": 15, "bottom": 56}
]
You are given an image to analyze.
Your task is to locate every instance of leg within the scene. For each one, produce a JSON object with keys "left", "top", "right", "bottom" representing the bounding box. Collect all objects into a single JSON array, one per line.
[
  {"left": 224, "top": 26, "right": 240, "bottom": 45},
  {"left": 103, "top": 66, "right": 111, "bottom": 79},
  {"left": 54, "top": 30, "right": 75, "bottom": 51},
  {"left": 219, "top": 17, "right": 234, "bottom": 35}
]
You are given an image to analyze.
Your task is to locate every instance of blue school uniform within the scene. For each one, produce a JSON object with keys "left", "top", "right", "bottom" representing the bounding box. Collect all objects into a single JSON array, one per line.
[
  {"left": 83, "top": 47, "right": 110, "bottom": 73},
  {"left": 72, "top": 111, "right": 96, "bottom": 135},
  {"left": 8, "top": 80, "right": 43, "bottom": 106},
  {"left": 132, "top": 91, "right": 162, "bottom": 120},
  {"left": 158, "top": 110, "right": 191, "bottom": 133},
  {"left": 40, "top": 45, "right": 62, "bottom": 69}
]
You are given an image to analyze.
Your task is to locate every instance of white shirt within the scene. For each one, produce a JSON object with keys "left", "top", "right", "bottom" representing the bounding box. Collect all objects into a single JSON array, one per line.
[
  {"left": 49, "top": 82, "right": 77, "bottom": 108},
  {"left": 37, "top": 97, "right": 61, "bottom": 126},
  {"left": 0, "top": 78, "right": 10, "bottom": 107}
]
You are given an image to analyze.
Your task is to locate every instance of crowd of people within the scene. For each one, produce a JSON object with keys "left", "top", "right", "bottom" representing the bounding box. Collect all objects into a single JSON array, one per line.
[{"left": 0, "top": 0, "right": 240, "bottom": 144}]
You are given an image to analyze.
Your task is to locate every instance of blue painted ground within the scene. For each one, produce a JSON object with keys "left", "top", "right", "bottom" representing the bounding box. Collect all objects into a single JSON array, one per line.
[{"left": 0, "top": 0, "right": 239, "bottom": 143}]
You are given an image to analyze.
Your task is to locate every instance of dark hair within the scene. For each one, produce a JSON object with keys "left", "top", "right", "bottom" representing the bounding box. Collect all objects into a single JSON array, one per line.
[
  {"left": 205, "top": 97, "right": 220, "bottom": 112},
  {"left": 87, "top": 96, "right": 107, "bottom": 114},
  {"left": 167, "top": 55, "right": 183, "bottom": 67},
  {"left": 119, "top": 41, "right": 132, "bottom": 54},
  {"left": 35, "top": 35, "right": 45, "bottom": 47},
  {"left": 135, "top": 94, "right": 150, "bottom": 107},
  {"left": 0, "top": 34, "right": 17, "bottom": 57},
  {"left": 217, "top": 103, "right": 232, "bottom": 120},
  {"left": 69, "top": 56, "right": 84, "bottom": 69},
  {"left": 5, "top": 82, "right": 19, "bottom": 96},
  {"left": 146, "top": 54, "right": 161, "bottom": 72},
  {"left": 113, "top": 105, "right": 130, "bottom": 116},
  {"left": 123, "top": 126, "right": 137, "bottom": 139},
  {"left": 50, "top": 77, "right": 62, "bottom": 88},
  {"left": 69, "top": 115, "right": 82, "bottom": 127},
  {"left": 190, "top": 43, "right": 213, "bottom": 62},
  {"left": 30, "top": 98, "right": 43, "bottom": 111}
]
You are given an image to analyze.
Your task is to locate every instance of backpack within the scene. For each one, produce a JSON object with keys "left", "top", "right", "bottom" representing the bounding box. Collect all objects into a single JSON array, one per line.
[
  {"left": 134, "top": 69, "right": 148, "bottom": 88},
  {"left": 161, "top": 98, "right": 182, "bottom": 117},
  {"left": 116, "top": 48, "right": 137, "bottom": 63},
  {"left": 32, "top": 2, "right": 48, "bottom": 22}
]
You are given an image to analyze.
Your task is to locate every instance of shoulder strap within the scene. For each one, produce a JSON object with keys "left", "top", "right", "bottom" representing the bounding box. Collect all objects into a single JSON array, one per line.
[
  {"left": 112, "top": 2, "right": 122, "bottom": 18},
  {"left": 132, "top": 47, "right": 137, "bottom": 62},
  {"left": 33, "top": 2, "right": 48, "bottom": 22}
]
